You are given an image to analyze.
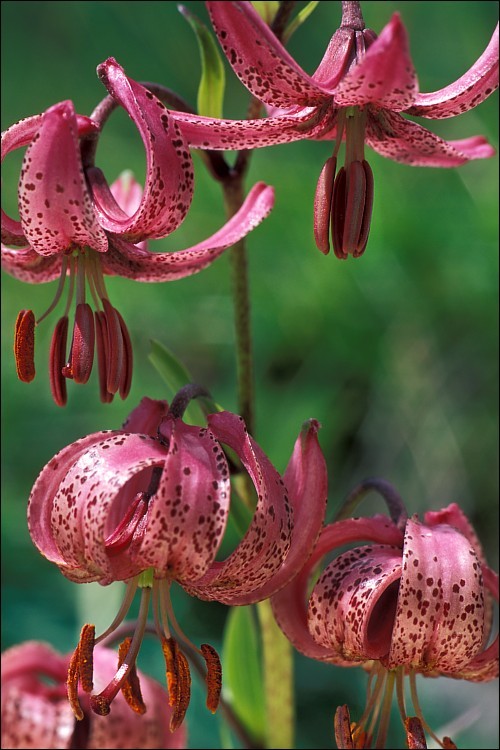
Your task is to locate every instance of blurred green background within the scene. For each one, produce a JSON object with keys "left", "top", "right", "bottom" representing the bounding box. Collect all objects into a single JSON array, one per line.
[{"left": 1, "top": 1, "right": 498, "bottom": 748}]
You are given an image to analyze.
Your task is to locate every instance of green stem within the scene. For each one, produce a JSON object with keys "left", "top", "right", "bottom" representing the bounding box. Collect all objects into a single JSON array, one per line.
[{"left": 257, "top": 599, "right": 295, "bottom": 749}]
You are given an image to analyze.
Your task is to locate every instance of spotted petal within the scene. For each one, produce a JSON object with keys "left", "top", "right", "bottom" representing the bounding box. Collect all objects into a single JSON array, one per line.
[
  {"left": 206, "top": 0, "right": 327, "bottom": 107},
  {"left": 17, "top": 101, "right": 108, "bottom": 257},
  {"left": 185, "top": 410, "right": 293, "bottom": 604},
  {"left": 334, "top": 14, "right": 418, "bottom": 110},
  {"left": 137, "top": 416, "right": 232, "bottom": 582},
  {"left": 47, "top": 432, "right": 172, "bottom": 584},
  {"left": 1, "top": 111, "right": 99, "bottom": 248},
  {"left": 171, "top": 105, "right": 328, "bottom": 150},
  {"left": 271, "top": 516, "right": 404, "bottom": 664},
  {"left": 102, "top": 182, "right": 274, "bottom": 282},
  {"left": 1, "top": 244, "right": 62, "bottom": 283},
  {"left": 366, "top": 109, "right": 495, "bottom": 166},
  {"left": 211, "top": 418, "right": 328, "bottom": 605},
  {"left": 308, "top": 544, "right": 402, "bottom": 661},
  {"left": 406, "top": 24, "right": 499, "bottom": 119},
  {"left": 388, "top": 517, "right": 485, "bottom": 674},
  {"left": 92, "top": 58, "right": 194, "bottom": 242}
]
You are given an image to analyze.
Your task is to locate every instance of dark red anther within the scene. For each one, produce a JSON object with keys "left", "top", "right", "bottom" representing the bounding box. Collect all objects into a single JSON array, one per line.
[
  {"left": 313, "top": 156, "right": 337, "bottom": 255},
  {"left": 95, "top": 310, "right": 113, "bottom": 403},
  {"left": 331, "top": 159, "right": 374, "bottom": 260},
  {"left": 102, "top": 298, "right": 124, "bottom": 395},
  {"left": 49, "top": 316, "right": 69, "bottom": 407},
  {"left": 14, "top": 309, "right": 36, "bottom": 383},
  {"left": 69, "top": 303, "right": 95, "bottom": 384},
  {"left": 115, "top": 307, "right": 133, "bottom": 400}
]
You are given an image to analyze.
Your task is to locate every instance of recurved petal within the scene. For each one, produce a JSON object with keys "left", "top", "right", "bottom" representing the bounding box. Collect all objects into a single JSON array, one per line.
[
  {"left": 206, "top": 0, "right": 327, "bottom": 107},
  {"left": 308, "top": 545, "right": 402, "bottom": 661},
  {"left": 1, "top": 112, "right": 98, "bottom": 247},
  {"left": 102, "top": 182, "right": 274, "bottom": 282},
  {"left": 138, "top": 417, "right": 232, "bottom": 580},
  {"left": 94, "top": 58, "right": 194, "bottom": 241},
  {"left": 18, "top": 101, "right": 108, "bottom": 256},
  {"left": 185, "top": 410, "right": 293, "bottom": 604},
  {"left": 171, "top": 105, "right": 327, "bottom": 150},
  {"left": 1, "top": 244, "right": 62, "bottom": 283},
  {"left": 405, "top": 23, "right": 499, "bottom": 119},
  {"left": 366, "top": 110, "right": 495, "bottom": 166},
  {"left": 222, "top": 419, "right": 327, "bottom": 605},
  {"left": 334, "top": 14, "right": 418, "bottom": 110},
  {"left": 453, "top": 565, "right": 498, "bottom": 682},
  {"left": 388, "top": 517, "right": 485, "bottom": 673},
  {"left": 271, "top": 516, "right": 404, "bottom": 663},
  {"left": 27, "top": 431, "right": 117, "bottom": 569},
  {"left": 48, "top": 432, "right": 170, "bottom": 583}
]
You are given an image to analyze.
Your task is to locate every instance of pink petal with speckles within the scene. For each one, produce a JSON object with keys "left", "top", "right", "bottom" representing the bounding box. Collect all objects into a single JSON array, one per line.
[
  {"left": 308, "top": 545, "right": 402, "bottom": 661},
  {"left": 366, "top": 109, "right": 495, "bottom": 166},
  {"left": 109, "top": 172, "right": 147, "bottom": 252},
  {"left": 1, "top": 111, "right": 99, "bottom": 248},
  {"left": 454, "top": 565, "right": 498, "bottom": 682},
  {"left": 17, "top": 101, "right": 108, "bottom": 257},
  {"left": 1, "top": 642, "right": 186, "bottom": 750},
  {"left": 334, "top": 14, "right": 418, "bottom": 110},
  {"left": 406, "top": 24, "right": 499, "bottom": 119},
  {"left": 101, "top": 182, "right": 275, "bottom": 282},
  {"left": 28, "top": 431, "right": 117, "bottom": 569},
  {"left": 171, "top": 105, "right": 328, "bottom": 150},
  {"left": 185, "top": 410, "right": 293, "bottom": 604},
  {"left": 93, "top": 58, "right": 194, "bottom": 241},
  {"left": 388, "top": 517, "right": 485, "bottom": 673},
  {"left": 1, "top": 244, "right": 62, "bottom": 283},
  {"left": 210, "top": 418, "right": 328, "bottom": 606},
  {"left": 206, "top": 0, "right": 327, "bottom": 107},
  {"left": 271, "top": 516, "right": 404, "bottom": 664},
  {"left": 121, "top": 396, "right": 169, "bottom": 437},
  {"left": 137, "top": 417, "right": 232, "bottom": 581},
  {"left": 49, "top": 432, "right": 171, "bottom": 583}
]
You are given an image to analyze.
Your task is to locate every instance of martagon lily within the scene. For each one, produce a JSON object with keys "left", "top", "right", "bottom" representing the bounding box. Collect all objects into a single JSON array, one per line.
[
  {"left": 170, "top": 1, "right": 499, "bottom": 258},
  {"left": 1, "top": 56, "right": 274, "bottom": 405},
  {"left": 27, "top": 385, "right": 328, "bottom": 730},
  {"left": 1, "top": 641, "right": 186, "bottom": 749},
  {"left": 271, "top": 479, "right": 499, "bottom": 749}
]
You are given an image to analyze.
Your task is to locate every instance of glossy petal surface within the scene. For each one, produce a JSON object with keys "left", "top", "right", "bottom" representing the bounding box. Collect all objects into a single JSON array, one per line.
[
  {"left": 18, "top": 101, "right": 107, "bottom": 257},
  {"left": 93, "top": 58, "right": 194, "bottom": 241},
  {"left": 206, "top": 0, "right": 327, "bottom": 107},
  {"left": 102, "top": 182, "right": 275, "bottom": 281},
  {"left": 406, "top": 23, "right": 499, "bottom": 118}
]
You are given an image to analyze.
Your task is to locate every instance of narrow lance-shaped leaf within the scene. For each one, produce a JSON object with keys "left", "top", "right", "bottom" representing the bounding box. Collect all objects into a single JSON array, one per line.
[
  {"left": 282, "top": 1, "right": 320, "bottom": 44},
  {"left": 222, "top": 606, "right": 266, "bottom": 744},
  {"left": 179, "top": 5, "right": 226, "bottom": 118}
]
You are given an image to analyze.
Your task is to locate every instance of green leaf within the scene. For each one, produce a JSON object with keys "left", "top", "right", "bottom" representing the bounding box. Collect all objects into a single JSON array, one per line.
[
  {"left": 222, "top": 606, "right": 266, "bottom": 744},
  {"left": 251, "top": 1, "right": 280, "bottom": 25},
  {"left": 283, "top": 1, "right": 320, "bottom": 44},
  {"left": 148, "top": 339, "right": 210, "bottom": 425},
  {"left": 178, "top": 5, "right": 225, "bottom": 118}
]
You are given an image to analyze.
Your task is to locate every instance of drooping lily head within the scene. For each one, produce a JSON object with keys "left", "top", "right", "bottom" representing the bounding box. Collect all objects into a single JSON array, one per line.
[
  {"left": 1, "top": 641, "right": 186, "bottom": 749},
  {"left": 271, "top": 478, "right": 498, "bottom": 749},
  {"left": 171, "top": 1, "right": 498, "bottom": 259},
  {"left": 2, "top": 57, "right": 274, "bottom": 405},
  {"left": 27, "top": 385, "right": 327, "bottom": 728}
]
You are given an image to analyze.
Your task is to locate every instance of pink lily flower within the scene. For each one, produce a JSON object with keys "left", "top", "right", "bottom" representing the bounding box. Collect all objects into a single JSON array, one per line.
[
  {"left": 271, "top": 481, "right": 498, "bottom": 749},
  {"left": 27, "top": 388, "right": 327, "bottom": 729},
  {"left": 1, "top": 641, "right": 186, "bottom": 749},
  {"left": 171, "top": 1, "right": 499, "bottom": 258},
  {"left": 1, "top": 56, "right": 274, "bottom": 405}
]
